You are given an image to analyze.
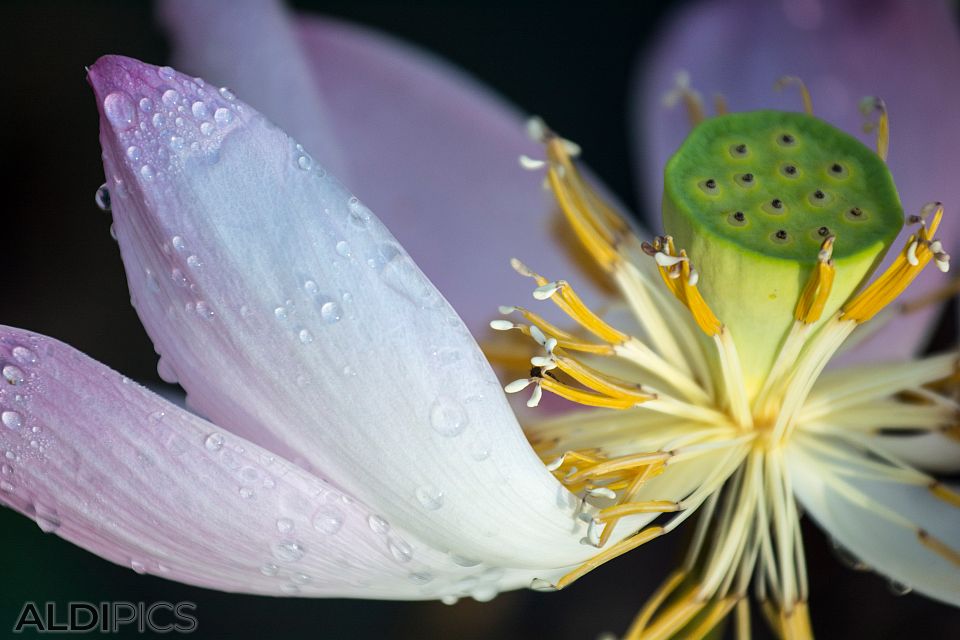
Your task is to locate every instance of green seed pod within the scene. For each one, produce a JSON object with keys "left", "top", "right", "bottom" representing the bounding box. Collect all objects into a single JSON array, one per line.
[{"left": 662, "top": 110, "right": 903, "bottom": 392}]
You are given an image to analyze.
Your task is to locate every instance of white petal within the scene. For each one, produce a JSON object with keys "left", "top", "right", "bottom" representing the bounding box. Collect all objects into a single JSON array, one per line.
[
  {"left": 788, "top": 438, "right": 960, "bottom": 607},
  {"left": 0, "top": 324, "right": 557, "bottom": 599},
  {"left": 90, "top": 55, "right": 608, "bottom": 571},
  {"left": 870, "top": 432, "right": 960, "bottom": 474}
]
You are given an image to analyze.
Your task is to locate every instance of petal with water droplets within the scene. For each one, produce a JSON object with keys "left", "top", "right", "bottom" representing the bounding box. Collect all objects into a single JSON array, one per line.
[
  {"left": 89, "top": 55, "right": 623, "bottom": 572},
  {"left": 159, "top": 0, "right": 610, "bottom": 337},
  {"left": 0, "top": 324, "right": 563, "bottom": 599}
]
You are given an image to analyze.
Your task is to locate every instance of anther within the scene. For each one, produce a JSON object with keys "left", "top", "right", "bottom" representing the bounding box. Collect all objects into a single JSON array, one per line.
[
  {"left": 526, "top": 117, "right": 548, "bottom": 143},
  {"left": 587, "top": 487, "right": 618, "bottom": 500},
  {"left": 907, "top": 241, "right": 920, "bottom": 266},
  {"left": 519, "top": 155, "right": 546, "bottom": 170},
  {"left": 489, "top": 319, "right": 516, "bottom": 331},
  {"left": 655, "top": 252, "right": 687, "bottom": 268},
  {"left": 640, "top": 241, "right": 658, "bottom": 256},
  {"left": 533, "top": 281, "right": 562, "bottom": 300}
]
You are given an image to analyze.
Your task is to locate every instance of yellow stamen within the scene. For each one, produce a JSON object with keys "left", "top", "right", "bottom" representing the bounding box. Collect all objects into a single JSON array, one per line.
[
  {"left": 713, "top": 93, "right": 729, "bottom": 116},
  {"left": 634, "top": 588, "right": 706, "bottom": 640},
  {"left": 538, "top": 376, "right": 637, "bottom": 409},
  {"left": 564, "top": 452, "right": 670, "bottom": 484},
  {"left": 685, "top": 596, "right": 740, "bottom": 639},
  {"left": 861, "top": 96, "right": 890, "bottom": 161},
  {"left": 551, "top": 354, "right": 655, "bottom": 403},
  {"left": 794, "top": 236, "right": 836, "bottom": 324},
  {"left": 553, "top": 526, "right": 664, "bottom": 590},
  {"left": 597, "top": 500, "right": 680, "bottom": 521},
  {"left": 649, "top": 242, "right": 722, "bottom": 336},
  {"left": 918, "top": 528, "right": 960, "bottom": 566},
  {"left": 780, "top": 602, "right": 813, "bottom": 640},
  {"left": 598, "top": 465, "right": 667, "bottom": 547},
  {"left": 625, "top": 570, "right": 687, "bottom": 639},
  {"left": 775, "top": 76, "right": 813, "bottom": 116},
  {"left": 842, "top": 205, "right": 944, "bottom": 323},
  {"left": 930, "top": 481, "right": 960, "bottom": 508}
]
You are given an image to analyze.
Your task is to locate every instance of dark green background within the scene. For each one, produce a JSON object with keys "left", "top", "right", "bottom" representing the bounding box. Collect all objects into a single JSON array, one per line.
[{"left": 1, "top": 1, "right": 958, "bottom": 638}]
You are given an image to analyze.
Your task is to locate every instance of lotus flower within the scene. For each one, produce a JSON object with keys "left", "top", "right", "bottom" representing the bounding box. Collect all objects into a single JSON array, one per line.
[{"left": 2, "top": 0, "right": 960, "bottom": 638}]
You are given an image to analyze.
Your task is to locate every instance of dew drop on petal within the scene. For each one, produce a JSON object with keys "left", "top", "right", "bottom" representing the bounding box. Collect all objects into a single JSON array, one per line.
[
  {"left": 276, "top": 518, "right": 294, "bottom": 534},
  {"left": 12, "top": 346, "right": 38, "bottom": 366},
  {"left": 367, "top": 514, "right": 390, "bottom": 535},
  {"left": 429, "top": 396, "right": 468, "bottom": 437},
  {"left": 94, "top": 184, "right": 111, "bottom": 211},
  {"left": 218, "top": 87, "right": 235, "bottom": 100},
  {"left": 213, "top": 107, "right": 233, "bottom": 125},
  {"left": 415, "top": 485, "right": 444, "bottom": 511},
  {"left": 131, "top": 560, "right": 147, "bottom": 574},
  {"left": 347, "top": 197, "right": 371, "bottom": 228},
  {"left": 140, "top": 164, "right": 155, "bottom": 180},
  {"left": 312, "top": 507, "right": 344, "bottom": 535},
  {"left": 260, "top": 562, "right": 279, "bottom": 577},
  {"left": 157, "top": 66, "right": 176, "bottom": 81},
  {"left": 2, "top": 365, "right": 25, "bottom": 385},
  {"left": 239, "top": 486, "right": 254, "bottom": 499},
  {"left": 388, "top": 538, "right": 413, "bottom": 563},
  {"left": 335, "top": 240, "right": 351, "bottom": 257},
  {"left": 200, "top": 122, "right": 214, "bottom": 136},
  {"left": 161, "top": 89, "right": 180, "bottom": 106},
  {"left": 191, "top": 101, "right": 209, "bottom": 119},
  {"left": 408, "top": 572, "right": 433, "bottom": 585},
  {"left": 204, "top": 433, "right": 224, "bottom": 451},
  {"left": 298, "top": 329, "right": 314, "bottom": 344},
  {"left": 273, "top": 540, "right": 306, "bottom": 562},
  {"left": 103, "top": 92, "right": 136, "bottom": 130},
  {"left": 320, "top": 302, "right": 342, "bottom": 324}
]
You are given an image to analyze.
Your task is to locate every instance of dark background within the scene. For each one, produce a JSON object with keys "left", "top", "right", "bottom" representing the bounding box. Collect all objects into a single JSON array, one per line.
[{"left": 1, "top": 1, "right": 958, "bottom": 638}]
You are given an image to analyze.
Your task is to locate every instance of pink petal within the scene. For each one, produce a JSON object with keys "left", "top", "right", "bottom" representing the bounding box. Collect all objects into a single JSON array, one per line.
[
  {"left": 89, "top": 55, "right": 625, "bottom": 572},
  {"left": 159, "top": 0, "right": 604, "bottom": 336},
  {"left": 0, "top": 325, "right": 544, "bottom": 599},
  {"left": 635, "top": 0, "right": 960, "bottom": 361}
]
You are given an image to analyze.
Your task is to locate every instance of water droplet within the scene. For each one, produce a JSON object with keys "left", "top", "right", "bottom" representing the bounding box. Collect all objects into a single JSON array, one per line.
[
  {"left": 296, "top": 154, "right": 313, "bottom": 170},
  {"left": 191, "top": 101, "right": 209, "bottom": 119},
  {"left": 218, "top": 87, "right": 236, "bottom": 101},
  {"left": 211, "top": 107, "right": 233, "bottom": 125},
  {"left": 200, "top": 122, "right": 214, "bottom": 136},
  {"left": 320, "top": 301, "right": 342, "bottom": 323},
  {"left": 239, "top": 486, "right": 254, "bottom": 499},
  {"left": 388, "top": 537, "right": 413, "bottom": 563},
  {"left": 441, "top": 595, "right": 458, "bottom": 606},
  {"left": 429, "top": 396, "right": 468, "bottom": 437},
  {"left": 415, "top": 485, "right": 444, "bottom": 511},
  {"left": 169, "top": 135, "right": 185, "bottom": 151},
  {"left": 273, "top": 540, "right": 306, "bottom": 562},
  {"left": 157, "top": 358, "right": 178, "bottom": 384},
  {"left": 109, "top": 224, "right": 118, "bottom": 241},
  {"left": 298, "top": 329, "right": 314, "bottom": 344},
  {"left": 276, "top": 518, "right": 294, "bottom": 534},
  {"left": 204, "top": 433, "right": 224, "bottom": 451},
  {"left": 470, "top": 586, "right": 498, "bottom": 602},
  {"left": 469, "top": 444, "right": 491, "bottom": 462},
  {"left": 274, "top": 306, "right": 288, "bottom": 320},
  {"left": 280, "top": 584, "right": 300, "bottom": 595},
  {"left": 171, "top": 235, "right": 186, "bottom": 252},
  {"left": 151, "top": 113, "right": 164, "bottom": 128},
  {"left": 2, "top": 365, "right": 24, "bottom": 385},
  {"left": 408, "top": 572, "right": 433, "bottom": 585},
  {"left": 281, "top": 572, "right": 309, "bottom": 587},
  {"left": 12, "top": 346, "right": 38, "bottom": 366},
  {"left": 260, "top": 562, "right": 279, "bottom": 576},
  {"left": 830, "top": 539, "right": 870, "bottom": 571},
  {"left": 1, "top": 465, "right": 10, "bottom": 476},
  {"left": 131, "top": 560, "right": 147, "bottom": 574},
  {"left": 95, "top": 184, "right": 111, "bottom": 211},
  {"left": 195, "top": 301, "right": 214, "bottom": 320},
  {"left": 161, "top": 88, "right": 180, "bottom": 106},
  {"left": 451, "top": 554, "right": 480, "bottom": 568},
  {"left": 170, "top": 268, "right": 188, "bottom": 287},
  {"left": 103, "top": 92, "right": 136, "bottom": 130},
  {"left": 35, "top": 506, "right": 60, "bottom": 533},
  {"left": 126, "top": 145, "right": 141, "bottom": 161},
  {"left": 312, "top": 507, "right": 344, "bottom": 535},
  {"left": 303, "top": 280, "right": 319, "bottom": 295},
  {"left": 368, "top": 514, "right": 390, "bottom": 535},
  {"left": 158, "top": 66, "right": 176, "bottom": 81},
  {"left": 888, "top": 579, "right": 913, "bottom": 596},
  {"left": 347, "top": 197, "right": 371, "bottom": 228},
  {"left": 140, "top": 164, "right": 155, "bottom": 180},
  {"left": 342, "top": 365, "right": 357, "bottom": 377},
  {"left": 335, "top": 240, "right": 351, "bottom": 257}
]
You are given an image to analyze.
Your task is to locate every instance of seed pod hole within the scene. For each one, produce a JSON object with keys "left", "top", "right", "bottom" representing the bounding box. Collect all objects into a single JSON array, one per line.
[
  {"left": 727, "top": 211, "right": 747, "bottom": 227},
  {"left": 828, "top": 162, "right": 849, "bottom": 179},
  {"left": 771, "top": 229, "right": 791, "bottom": 244},
  {"left": 735, "top": 173, "right": 756, "bottom": 188},
  {"left": 845, "top": 206, "right": 868, "bottom": 221},
  {"left": 777, "top": 132, "right": 797, "bottom": 147},
  {"left": 763, "top": 198, "right": 787, "bottom": 215},
  {"left": 730, "top": 143, "right": 749, "bottom": 158},
  {"left": 781, "top": 164, "right": 799, "bottom": 178},
  {"left": 699, "top": 178, "right": 719, "bottom": 195}
]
